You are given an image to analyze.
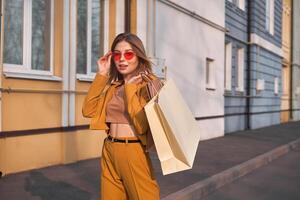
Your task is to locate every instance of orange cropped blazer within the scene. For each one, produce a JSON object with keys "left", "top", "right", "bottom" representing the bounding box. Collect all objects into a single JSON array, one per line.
[{"left": 82, "top": 73, "right": 157, "bottom": 146}]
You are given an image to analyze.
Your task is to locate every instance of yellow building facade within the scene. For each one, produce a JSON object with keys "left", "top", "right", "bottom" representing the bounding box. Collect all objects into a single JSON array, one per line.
[
  {"left": 0, "top": 0, "right": 138, "bottom": 175},
  {"left": 281, "top": 0, "right": 292, "bottom": 122}
]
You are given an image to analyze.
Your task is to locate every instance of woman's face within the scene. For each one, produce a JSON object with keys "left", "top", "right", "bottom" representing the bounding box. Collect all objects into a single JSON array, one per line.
[{"left": 113, "top": 41, "right": 139, "bottom": 77}]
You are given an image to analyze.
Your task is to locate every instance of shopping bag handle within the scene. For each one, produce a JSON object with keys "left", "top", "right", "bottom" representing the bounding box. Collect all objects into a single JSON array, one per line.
[{"left": 140, "top": 72, "right": 163, "bottom": 94}]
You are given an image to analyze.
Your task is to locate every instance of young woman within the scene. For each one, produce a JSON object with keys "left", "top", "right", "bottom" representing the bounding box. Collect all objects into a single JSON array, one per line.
[{"left": 82, "top": 32, "right": 160, "bottom": 200}]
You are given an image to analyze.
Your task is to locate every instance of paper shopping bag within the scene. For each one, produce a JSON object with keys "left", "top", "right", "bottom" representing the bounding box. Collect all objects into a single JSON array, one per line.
[
  {"left": 144, "top": 78, "right": 200, "bottom": 175},
  {"left": 140, "top": 73, "right": 164, "bottom": 152}
]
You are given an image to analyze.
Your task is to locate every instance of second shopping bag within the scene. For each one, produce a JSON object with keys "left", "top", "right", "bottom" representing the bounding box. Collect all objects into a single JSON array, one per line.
[{"left": 144, "top": 78, "right": 200, "bottom": 175}]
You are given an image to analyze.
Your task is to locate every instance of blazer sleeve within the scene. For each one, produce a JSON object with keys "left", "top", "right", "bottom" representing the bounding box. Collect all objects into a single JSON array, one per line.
[
  {"left": 82, "top": 73, "right": 109, "bottom": 118},
  {"left": 124, "top": 83, "right": 149, "bottom": 134}
]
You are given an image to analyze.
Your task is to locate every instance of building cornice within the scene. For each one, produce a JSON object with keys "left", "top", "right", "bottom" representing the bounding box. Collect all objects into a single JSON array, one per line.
[{"left": 250, "top": 33, "right": 283, "bottom": 57}]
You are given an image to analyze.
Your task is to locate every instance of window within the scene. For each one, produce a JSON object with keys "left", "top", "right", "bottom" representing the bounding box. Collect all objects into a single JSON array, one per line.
[
  {"left": 3, "top": 0, "right": 54, "bottom": 77},
  {"left": 236, "top": 0, "right": 245, "bottom": 10},
  {"left": 206, "top": 58, "right": 215, "bottom": 90},
  {"left": 274, "top": 77, "right": 279, "bottom": 95},
  {"left": 265, "top": 0, "right": 275, "bottom": 35},
  {"left": 225, "top": 43, "right": 232, "bottom": 91},
  {"left": 229, "top": 0, "right": 245, "bottom": 11},
  {"left": 236, "top": 48, "right": 244, "bottom": 92},
  {"left": 76, "top": 0, "right": 103, "bottom": 75}
]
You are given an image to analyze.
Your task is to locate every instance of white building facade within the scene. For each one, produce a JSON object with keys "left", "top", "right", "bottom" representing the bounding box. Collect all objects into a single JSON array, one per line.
[{"left": 134, "top": 0, "right": 226, "bottom": 140}]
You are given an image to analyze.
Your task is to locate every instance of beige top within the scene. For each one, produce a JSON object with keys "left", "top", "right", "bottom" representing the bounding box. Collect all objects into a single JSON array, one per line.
[{"left": 105, "top": 85, "right": 131, "bottom": 124}]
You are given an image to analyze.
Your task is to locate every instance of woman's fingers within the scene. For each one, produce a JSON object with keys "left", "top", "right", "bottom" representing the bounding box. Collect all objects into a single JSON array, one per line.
[
  {"left": 104, "top": 52, "right": 112, "bottom": 61},
  {"left": 97, "top": 51, "right": 112, "bottom": 74},
  {"left": 107, "top": 54, "right": 112, "bottom": 64},
  {"left": 101, "top": 51, "right": 111, "bottom": 59},
  {"left": 128, "top": 74, "right": 142, "bottom": 84},
  {"left": 99, "top": 51, "right": 112, "bottom": 62}
]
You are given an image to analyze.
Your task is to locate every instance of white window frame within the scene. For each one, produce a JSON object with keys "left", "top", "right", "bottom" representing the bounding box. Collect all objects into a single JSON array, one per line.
[
  {"left": 225, "top": 43, "right": 232, "bottom": 91},
  {"left": 274, "top": 77, "right": 279, "bottom": 95},
  {"left": 265, "top": 0, "right": 275, "bottom": 35},
  {"left": 3, "top": 0, "right": 60, "bottom": 81},
  {"left": 206, "top": 57, "right": 216, "bottom": 90},
  {"left": 228, "top": 0, "right": 245, "bottom": 11},
  {"left": 237, "top": 0, "right": 245, "bottom": 11},
  {"left": 236, "top": 47, "right": 245, "bottom": 92},
  {"left": 76, "top": 0, "right": 102, "bottom": 82}
]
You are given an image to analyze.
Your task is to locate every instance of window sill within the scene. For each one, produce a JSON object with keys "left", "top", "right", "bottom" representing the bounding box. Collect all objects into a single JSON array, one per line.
[
  {"left": 235, "top": 90, "right": 245, "bottom": 96},
  {"left": 264, "top": 30, "right": 275, "bottom": 37},
  {"left": 206, "top": 85, "right": 216, "bottom": 91},
  {"left": 76, "top": 74, "right": 96, "bottom": 82},
  {"left": 224, "top": 90, "right": 232, "bottom": 95},
  {"left": 3, "top": 71, "right": 62, "bottom": 82},
  {"left": 235, "top": 87, "right": 244, "bottom": 93}
]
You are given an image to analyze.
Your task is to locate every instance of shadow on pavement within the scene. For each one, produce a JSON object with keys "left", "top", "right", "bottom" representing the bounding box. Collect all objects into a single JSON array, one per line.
[{"left": 24, "top": 171, "right": 92, "bottom": 200}]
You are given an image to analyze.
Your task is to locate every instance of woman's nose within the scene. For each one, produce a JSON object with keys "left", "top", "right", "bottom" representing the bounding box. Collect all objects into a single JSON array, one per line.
[{"left": 120, "top": 53, "right": 125, "bottom": 61}]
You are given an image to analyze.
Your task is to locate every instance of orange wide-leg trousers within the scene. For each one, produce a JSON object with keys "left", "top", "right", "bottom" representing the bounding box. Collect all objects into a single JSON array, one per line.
[{"left": 101, "top": 137, "right": 160, "bottom": 200}]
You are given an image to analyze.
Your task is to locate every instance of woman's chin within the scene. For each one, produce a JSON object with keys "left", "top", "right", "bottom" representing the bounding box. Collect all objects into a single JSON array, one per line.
[
  {"left": 117, "top": 70, "right": 128, "bottom": 76},
  {"left": 117, "top": 69, "right": 135, "bottom": 76}
]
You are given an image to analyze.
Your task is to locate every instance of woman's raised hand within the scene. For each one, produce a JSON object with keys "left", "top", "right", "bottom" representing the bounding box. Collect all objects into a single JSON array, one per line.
[
  {"left": 127, "top": 71, "right": 149, "bottom": 84},
  {"left": 127, "top": 74, "right": 143, "bottom": 84},
  {"left": 97, "top": 51, "right": 112, "bottom": 76}
]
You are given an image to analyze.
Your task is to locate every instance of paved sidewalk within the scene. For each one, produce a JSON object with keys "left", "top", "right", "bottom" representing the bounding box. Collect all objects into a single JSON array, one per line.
[
  {"left": 157, "top": 121, "right": 300, "bottom": 199},
  {"left": 0, "top": 121, "right": 300, "bottom": 200},
  {"left": 202, "top": 146, "right": 300, "bottom": 200}
]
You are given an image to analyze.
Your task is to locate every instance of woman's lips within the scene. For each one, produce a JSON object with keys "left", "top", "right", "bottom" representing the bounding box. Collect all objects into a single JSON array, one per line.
[{"left": 118, "top": 64, "right": 128, "bottom": 70}]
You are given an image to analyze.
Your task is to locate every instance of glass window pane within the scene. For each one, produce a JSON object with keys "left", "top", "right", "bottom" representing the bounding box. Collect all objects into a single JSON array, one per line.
[
  {"left": 77, "top": 0, "right": 88, "bottom": 74},
  {"left": 31, "top": 0, "right": 51, "bottom": 71},
  {"left": 206, "top": 59, "right": 210, "bottom": 85},
  {"left": 91, "top": 0, "right": 101, "bottom": 73},
  {"left": 4, "top": 0, "right": 24, "bottom": 65}
]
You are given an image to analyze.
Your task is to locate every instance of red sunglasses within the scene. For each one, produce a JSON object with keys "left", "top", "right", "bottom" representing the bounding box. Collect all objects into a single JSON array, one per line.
[{"left": 112, "top": 51, "right": 136, "bottom": 61}]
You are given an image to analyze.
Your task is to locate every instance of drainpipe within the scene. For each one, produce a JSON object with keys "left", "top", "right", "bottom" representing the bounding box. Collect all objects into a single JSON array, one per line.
[
  {"left": 289, "top": 0, "right": 294, "bottom": 120},
  {"left": 0, "top": 0, "right": 3, "bottom": 177},
  {"left": 246, "top": 0, "right": 252, "bottom": 129}
]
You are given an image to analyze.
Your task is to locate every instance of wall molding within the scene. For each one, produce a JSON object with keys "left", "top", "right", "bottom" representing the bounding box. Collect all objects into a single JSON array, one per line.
[
  {"left": 292, "top": 63, "right": 300, "bottom": 68},
  {"left": 250, "top": 33, "right": 283, "bottom": 57},
  {"left": 2, "top": 109, "right": 300, "bottom": 138},
  {"left": 196, "top": 109, "right": 300, "bottom": 120},
  {"left": 0, "top": 125, "right": 89, "bottom": 139}
]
